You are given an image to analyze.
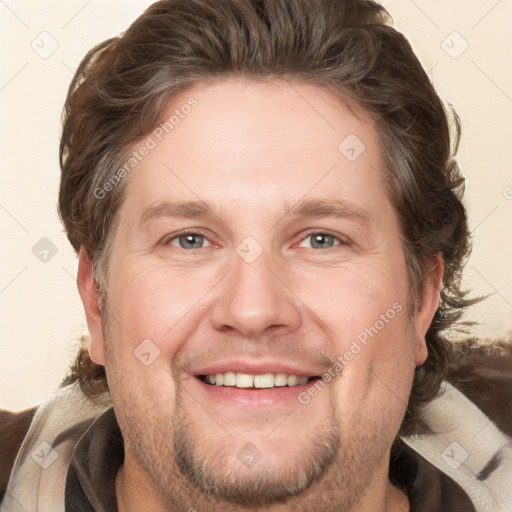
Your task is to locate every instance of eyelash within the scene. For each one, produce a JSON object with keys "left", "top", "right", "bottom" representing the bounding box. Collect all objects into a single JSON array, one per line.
[
  {"left": 162, "top": 230, "right": 348, "bottom": 251},
  {"left": 163, "top": 231, "right": 212, "bottom": 249},
  {"left": 298, "top": 231, "right": 346, "bottom": 249}
]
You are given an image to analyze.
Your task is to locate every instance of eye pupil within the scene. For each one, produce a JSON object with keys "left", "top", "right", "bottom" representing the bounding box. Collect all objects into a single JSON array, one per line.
[
  {"left": 179, "top": 234, "right": 203, "bottom": 249},
  {"left": 311, "top": 234, "right": 334, "bottom": 249},
  {"left": 172, "top": 233, "right": 339, "bottom": 250}
]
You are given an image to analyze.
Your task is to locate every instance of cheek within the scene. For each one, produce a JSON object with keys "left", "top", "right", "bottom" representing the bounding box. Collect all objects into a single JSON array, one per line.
[
  {"left": 106, "top": 262, "right": 219, "bottom": 352},
  {"left": 101, "top": 266, "right": 186, "bottom": 420},
  {"left": 292, "top": 256, "right": 415, "bottom": 413},
  {"left": 291, "top": 255, "right": 410, "bottom": 346},
  {"left": 333, "top": 305, "right": 415, "bottom": 436}
]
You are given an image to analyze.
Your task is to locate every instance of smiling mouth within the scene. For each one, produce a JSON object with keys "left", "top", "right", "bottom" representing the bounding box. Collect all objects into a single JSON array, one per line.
[{"left": 198, "top": 372, "right": 318, "bottom": 389}]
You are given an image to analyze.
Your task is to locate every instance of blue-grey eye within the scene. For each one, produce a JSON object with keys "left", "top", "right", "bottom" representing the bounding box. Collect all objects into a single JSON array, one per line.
[
  {"left": 299, "top": 233, "right": 340, "bottom": 249},
  {"left": 169, "top": 233, "right": 210, "bottom": 249}
]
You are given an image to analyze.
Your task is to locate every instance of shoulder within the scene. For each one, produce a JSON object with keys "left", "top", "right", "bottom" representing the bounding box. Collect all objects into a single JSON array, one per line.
[
  {"left": 391, "top": 439, "right": 477, "bottom": 512},
  {"left": 447, "top": 338, "right": 512, "bottom": 436},
  {"left": 400, "top": 338, "right": 512, "bottom": 512},
  {"left": 0, "top": 407, "right": 37, "bottom": 501}
]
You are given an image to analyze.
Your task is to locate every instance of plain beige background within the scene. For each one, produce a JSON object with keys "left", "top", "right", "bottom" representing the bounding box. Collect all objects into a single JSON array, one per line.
[{"left": 1, "top": 0, "right": 511, "bottom": 411}]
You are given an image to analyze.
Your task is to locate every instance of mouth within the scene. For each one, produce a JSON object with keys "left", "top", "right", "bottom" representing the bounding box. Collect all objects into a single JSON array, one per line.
[
  {"left": 189, "top": 360, "right": 325, "bottom": 407},
  {"left": 197, "top": 372, "right": 318, "bottom": 389}
]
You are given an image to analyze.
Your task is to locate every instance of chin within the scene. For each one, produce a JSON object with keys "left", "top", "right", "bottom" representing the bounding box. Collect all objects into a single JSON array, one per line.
[{"left": 172, "top": 417, "right": 340, "bottom": 506}]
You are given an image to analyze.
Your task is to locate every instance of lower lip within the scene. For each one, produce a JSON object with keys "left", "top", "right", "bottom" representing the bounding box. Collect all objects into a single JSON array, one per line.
[{"left": 192, "top": 376, "right": 319, "bottom": 408}]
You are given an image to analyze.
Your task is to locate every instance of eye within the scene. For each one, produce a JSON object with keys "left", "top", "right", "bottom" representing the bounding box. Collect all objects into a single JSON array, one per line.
[
  {"left": 298, "top": 232, "right": 343, "bottom": 250},
  {"left": 167, "top": 233, "right": 211, "bottom": 250}
]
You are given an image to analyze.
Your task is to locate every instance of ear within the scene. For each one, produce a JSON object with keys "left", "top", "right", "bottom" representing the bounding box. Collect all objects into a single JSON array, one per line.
[
  {"left": 77, "top": 247, "right": 106, "bottom": 365},
  {"left": 413, "top": 253, "right": 443, "bottom": 366}
]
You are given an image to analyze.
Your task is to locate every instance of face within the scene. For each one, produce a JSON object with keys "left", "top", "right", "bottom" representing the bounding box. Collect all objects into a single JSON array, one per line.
[{"left": 79, "top": 78, "right": 440, "bottom": 511}]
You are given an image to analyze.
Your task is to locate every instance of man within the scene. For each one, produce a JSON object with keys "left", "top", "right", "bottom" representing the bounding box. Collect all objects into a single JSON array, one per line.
[{"left": 1, "top": 0, "right": 511, "bottom": 511}]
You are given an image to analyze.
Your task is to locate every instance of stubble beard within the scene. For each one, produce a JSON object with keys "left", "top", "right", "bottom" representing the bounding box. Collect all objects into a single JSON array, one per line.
[
  {"left": 170, "top": 380, "right": 341, "bottom": 506},
  {"left": 111, "top": 372, "right": 391, "bottom": 511},
  {"left": 103, "top": 317, "right": 396, "bottom": 511}
]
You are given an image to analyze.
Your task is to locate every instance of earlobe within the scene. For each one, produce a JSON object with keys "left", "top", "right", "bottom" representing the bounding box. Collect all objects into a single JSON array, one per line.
[
  {"left": 77, "top": 247, "right": 106, "bottom": 365},
  {"left": 414, "top": 254, "right": 444, "bottom": 366}
]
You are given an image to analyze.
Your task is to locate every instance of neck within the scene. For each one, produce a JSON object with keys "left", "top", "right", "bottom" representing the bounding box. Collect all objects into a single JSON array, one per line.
[{"left": 115, "top": 454, "right": 410, "bottom": 512}]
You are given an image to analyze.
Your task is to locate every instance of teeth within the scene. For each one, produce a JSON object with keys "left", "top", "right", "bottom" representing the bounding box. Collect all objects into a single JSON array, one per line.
[
  {"left": 204, "top": 372, "right": 311, "bottom": 388},
  {"left": 223, "top": 372, "right": 236, "bottom": 386},
  {"left": 236, "top": 373, "right": 254, "bottom": 388},
  {"left": 274, "top": 373, "right": 288, "bottom": 386},
  {"left": 254, "top": 374, "right": 274, "bottom": 388},
  {"left": 287, "top": 375, "right": 297, "bottom": 386}
]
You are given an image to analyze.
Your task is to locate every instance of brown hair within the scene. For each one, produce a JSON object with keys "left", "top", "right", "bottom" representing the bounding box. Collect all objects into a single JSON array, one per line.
[{"left": 59, "top": 0, "right": 478, "bottom": 435}]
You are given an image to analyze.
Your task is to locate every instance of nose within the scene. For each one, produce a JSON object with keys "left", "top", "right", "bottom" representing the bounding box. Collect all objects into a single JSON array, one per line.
[{"left": 210, "top": 249, "right": 302, "bottom": 338}]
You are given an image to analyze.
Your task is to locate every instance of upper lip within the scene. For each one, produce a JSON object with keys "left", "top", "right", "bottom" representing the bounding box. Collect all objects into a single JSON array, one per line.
[{"left": 192, "top": 359, "right": 323, "bottom": 378}]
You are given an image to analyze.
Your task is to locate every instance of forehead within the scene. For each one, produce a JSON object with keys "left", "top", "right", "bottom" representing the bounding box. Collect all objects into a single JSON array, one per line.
[{"left": 120, "top": 77, "right": 391, "bottom": 224}]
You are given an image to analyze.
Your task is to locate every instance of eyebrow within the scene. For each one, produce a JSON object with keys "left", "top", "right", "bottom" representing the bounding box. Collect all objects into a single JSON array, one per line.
[
  {"left": 139, "top": 198, "right": 372, "bottom": 229},
  {"left": 140, "top": 200, "right": 215, "bottom": 228},
  {"left": 283, "top": 198, "right": 372, "bottom": 225}
]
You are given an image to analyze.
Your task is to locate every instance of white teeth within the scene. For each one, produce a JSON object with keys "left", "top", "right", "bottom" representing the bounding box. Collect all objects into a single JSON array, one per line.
[
  {"left": 236, "top": 373, "right": 254, "bottom": 388},
  {"left": 254, "top": 374, "right": 274, "bottom": 388},
  {"left": 223, "top": 372, "right": 236, "bottom": 386},
  {"left": 274, "top": 373, "right": 288, "bottom": 386},
  {"left": 204, "top": 372, "right": 311, "bottom": 388},
  {"left": 287, "top": 375, "right": 298, "bottom": 386}
]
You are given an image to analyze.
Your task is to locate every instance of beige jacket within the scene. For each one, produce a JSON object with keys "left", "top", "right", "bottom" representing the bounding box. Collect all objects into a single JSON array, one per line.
[{"left": 1, "top": 381, "right": 511, "bottom": 512}]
